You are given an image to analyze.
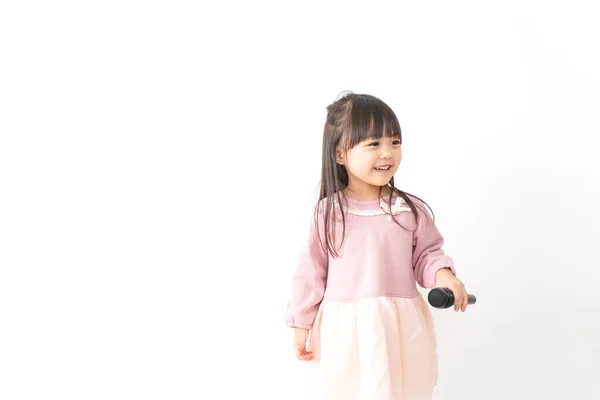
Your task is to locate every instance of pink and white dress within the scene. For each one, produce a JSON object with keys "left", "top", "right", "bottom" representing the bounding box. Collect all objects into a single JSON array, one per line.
[{"left": 285, "top": 192, "right": 456, "bottom": 400}]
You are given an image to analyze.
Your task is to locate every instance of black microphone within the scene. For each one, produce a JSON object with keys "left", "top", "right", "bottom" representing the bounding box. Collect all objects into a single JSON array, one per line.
[{"left": 428, "top": 287, "right": 476, "bottom": 309}]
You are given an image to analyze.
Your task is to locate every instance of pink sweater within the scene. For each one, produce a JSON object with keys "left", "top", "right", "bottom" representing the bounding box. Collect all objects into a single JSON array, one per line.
[{"left": 285, "top": 192, "right": 456, "bottom": 329}]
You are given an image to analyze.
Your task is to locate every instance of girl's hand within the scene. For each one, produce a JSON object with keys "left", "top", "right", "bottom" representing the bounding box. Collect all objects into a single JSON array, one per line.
[
  {"left": 293, "top": 327, "right": 314, "bottom": 361},
  {"left": 434, "top": 267, "right": 469, "bottom": 312}
]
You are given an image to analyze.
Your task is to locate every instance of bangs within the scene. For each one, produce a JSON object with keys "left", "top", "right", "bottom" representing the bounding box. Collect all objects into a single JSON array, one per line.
[{"left": 342, "top": 95, "right": 402, "bottom": 150}]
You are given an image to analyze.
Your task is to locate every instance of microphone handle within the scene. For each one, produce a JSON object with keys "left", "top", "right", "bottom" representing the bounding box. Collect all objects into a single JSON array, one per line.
[{"left": 448, "top": 290, "right": 476, "bottom": 305}]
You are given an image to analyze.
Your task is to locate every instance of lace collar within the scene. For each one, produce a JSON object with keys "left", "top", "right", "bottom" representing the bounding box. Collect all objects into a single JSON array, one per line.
[{"left": 335, "top": 196, "right": 411, "bottom": 222}]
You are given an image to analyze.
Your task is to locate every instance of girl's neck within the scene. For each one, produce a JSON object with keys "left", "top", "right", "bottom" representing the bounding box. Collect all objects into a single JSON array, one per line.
[{"left": 343, "top": 185, "right": 392, "bottom": 201}]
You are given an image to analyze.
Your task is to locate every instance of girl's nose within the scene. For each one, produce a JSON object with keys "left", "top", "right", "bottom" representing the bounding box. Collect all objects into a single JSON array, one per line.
[{"left": 380, "top": 149, "right": 393, "bottom": 158}]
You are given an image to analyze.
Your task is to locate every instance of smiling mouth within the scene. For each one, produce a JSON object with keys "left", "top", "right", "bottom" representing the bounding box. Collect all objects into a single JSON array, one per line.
[{"left": 374, "top": 165, "right": 392, "bottom": 171}]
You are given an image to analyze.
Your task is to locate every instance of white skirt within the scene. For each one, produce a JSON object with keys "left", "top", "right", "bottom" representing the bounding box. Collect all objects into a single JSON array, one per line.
[{"left": 306, "top": 295, "right": 438, "bottom": 400}]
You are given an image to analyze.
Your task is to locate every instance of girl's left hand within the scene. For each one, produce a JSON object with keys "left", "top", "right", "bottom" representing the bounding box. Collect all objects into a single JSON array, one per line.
[{"left": 434, "top": 268, "right": 469, "bottom": 312}]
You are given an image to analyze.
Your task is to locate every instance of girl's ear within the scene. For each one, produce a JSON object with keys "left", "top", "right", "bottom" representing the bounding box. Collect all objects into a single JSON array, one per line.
[{"left": 336, "top": 147, "right": 345, "bottom": 165}]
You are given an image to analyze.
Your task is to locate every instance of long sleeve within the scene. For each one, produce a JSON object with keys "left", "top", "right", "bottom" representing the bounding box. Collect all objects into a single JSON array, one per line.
[
  {"left": 285, "top": 211, "right": 329, "bottom": 329},
  {"left": 412, "top": 203, "right": 456, "bottom": 288}
]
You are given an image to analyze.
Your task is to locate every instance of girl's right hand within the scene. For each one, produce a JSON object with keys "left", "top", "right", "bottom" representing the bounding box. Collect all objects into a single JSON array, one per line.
[{"left": 293, "top": 328, "right": 313, "bottom": 361}]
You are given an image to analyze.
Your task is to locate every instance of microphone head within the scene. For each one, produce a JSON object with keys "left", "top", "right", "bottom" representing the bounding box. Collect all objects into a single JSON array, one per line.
[{"left": 428, "top": 288, "right": 454, "bottom": 308}]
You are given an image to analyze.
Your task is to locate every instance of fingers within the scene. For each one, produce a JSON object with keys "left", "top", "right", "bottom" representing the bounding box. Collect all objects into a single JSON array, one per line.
[
  {"left": 452, "top": 283, "right": 468, "bottom": 312},
  {"left": 295, "top": 343, "right": 314, "bottom": 361},
  {"left": 293, "top": 328, "right": 313, "bottom": 360},
  {"left": 452, "top": 283, "right": 462, "bottom": 312},
  {"left": 461, "top": 287, "right": 469, "bottom": 312}
]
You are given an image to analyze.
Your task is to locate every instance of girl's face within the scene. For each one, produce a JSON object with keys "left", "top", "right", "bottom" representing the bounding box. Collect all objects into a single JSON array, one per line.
[{"left": 336, "top": 136, "right": 402, "bottom": 198}]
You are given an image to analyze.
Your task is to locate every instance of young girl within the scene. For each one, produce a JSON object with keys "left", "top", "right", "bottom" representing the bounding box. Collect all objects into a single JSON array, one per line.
[{"left": 285, "top": 92, "right": 470, "bottom": 400}]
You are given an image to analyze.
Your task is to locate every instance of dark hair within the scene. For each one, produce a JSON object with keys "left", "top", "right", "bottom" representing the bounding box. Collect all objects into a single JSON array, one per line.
[{"left": 315, "top": 91, "right": 434, "bottom": 257}]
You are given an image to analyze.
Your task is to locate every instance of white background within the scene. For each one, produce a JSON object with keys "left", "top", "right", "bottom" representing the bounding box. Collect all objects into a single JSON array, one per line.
[{"left": 1, "top": 1, "right": 599, "bottom": 399}]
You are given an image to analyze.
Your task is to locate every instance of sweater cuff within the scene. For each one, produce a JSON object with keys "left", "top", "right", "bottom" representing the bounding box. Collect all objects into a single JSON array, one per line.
[
  {"left": 422, "top": 256, "right": 456, "bottom": 288},
  {"left": 285, "top": 316, "right": 312, "bottom": 330}
]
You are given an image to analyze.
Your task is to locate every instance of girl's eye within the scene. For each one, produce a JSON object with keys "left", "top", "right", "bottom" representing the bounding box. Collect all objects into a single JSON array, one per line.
[
  {"left": 368, "top": 141, "right": 379, "bottom": 146},
  {"left": 393, "top": 140, "right": 401, "bottom": 145}
]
